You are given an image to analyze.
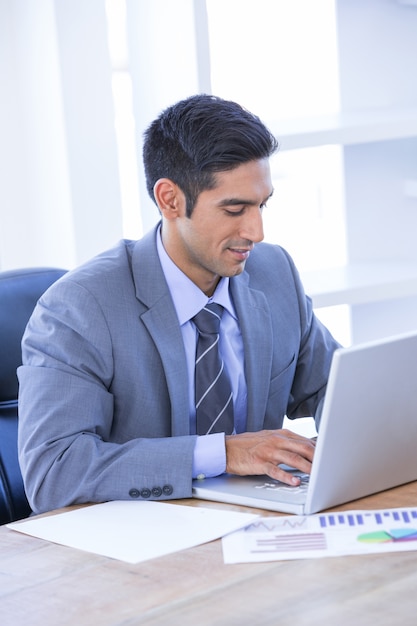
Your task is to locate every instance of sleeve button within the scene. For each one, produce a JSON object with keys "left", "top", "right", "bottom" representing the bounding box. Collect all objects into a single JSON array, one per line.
[
  {"left": 151, "top": 487, "right": 162, "bottom": 497},
  {"left": 140, "top": 488, "right": 151, "bottom": 498},
  {"left": 129, "top": 488, "right": 140, "bottom": 498},
  {"left": 162, "top": 484, "right": 173, "bottom": 496}
]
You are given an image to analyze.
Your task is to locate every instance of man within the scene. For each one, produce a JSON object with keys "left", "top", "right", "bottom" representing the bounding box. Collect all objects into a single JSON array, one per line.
[{"left": 18, "top": 94, "right": 340, "bottom": 514}]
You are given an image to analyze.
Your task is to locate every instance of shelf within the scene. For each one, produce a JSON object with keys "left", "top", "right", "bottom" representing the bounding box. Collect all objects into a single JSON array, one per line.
[
  {"left": 300, "top": 261, "right": 417, "bottom": 308},
  {"left": 271, "top": 107, "right": 417, "bottom": 151}
]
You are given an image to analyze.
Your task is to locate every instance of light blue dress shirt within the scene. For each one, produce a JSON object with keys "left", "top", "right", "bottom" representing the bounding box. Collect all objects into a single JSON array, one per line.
[{"left": 156, "top": 228, "right": 248, "bottom": 478}]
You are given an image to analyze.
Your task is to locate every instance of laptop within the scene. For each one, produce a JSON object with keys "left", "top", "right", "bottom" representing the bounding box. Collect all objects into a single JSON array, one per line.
[{"left": 193, "top": 330, "right": 417, "bottom": 515}]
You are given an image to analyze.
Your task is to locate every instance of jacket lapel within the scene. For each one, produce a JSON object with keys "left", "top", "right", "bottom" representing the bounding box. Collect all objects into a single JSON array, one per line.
[
  {"left": 230, "top": 272, "right": 273, "bottom": 432},
  {"left": 131, "top": 227, "right": 190, "bottom": 436}
]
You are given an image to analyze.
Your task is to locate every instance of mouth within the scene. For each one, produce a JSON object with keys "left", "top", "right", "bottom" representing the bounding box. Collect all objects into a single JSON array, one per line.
[{"left": 228, "top": 246, "right": 253, "bottom": 262}]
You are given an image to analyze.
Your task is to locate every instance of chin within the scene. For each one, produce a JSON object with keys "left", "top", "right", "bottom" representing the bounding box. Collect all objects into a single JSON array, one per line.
[{"left": 229, "top": 263, "right": 246, "bottom": 277}]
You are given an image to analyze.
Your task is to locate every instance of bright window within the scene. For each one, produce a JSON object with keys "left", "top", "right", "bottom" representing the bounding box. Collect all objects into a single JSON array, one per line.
[{"left": 206, "top": 0, "right": 350, "bottom": 344}]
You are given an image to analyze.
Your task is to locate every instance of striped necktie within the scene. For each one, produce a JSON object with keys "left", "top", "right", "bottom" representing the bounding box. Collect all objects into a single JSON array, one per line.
[{"left": 192, "top": 303, "right": 234, "bottom": 435}]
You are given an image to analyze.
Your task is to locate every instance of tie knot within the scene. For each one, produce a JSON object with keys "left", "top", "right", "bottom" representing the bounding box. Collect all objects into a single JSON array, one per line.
[{"left": 192, "top": 303, "right": 223, "bottom": 335}]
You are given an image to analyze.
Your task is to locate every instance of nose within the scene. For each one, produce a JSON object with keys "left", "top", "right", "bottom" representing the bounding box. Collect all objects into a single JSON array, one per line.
[{"left": 239, "top": 207, "right": 264, "bottom": 243}]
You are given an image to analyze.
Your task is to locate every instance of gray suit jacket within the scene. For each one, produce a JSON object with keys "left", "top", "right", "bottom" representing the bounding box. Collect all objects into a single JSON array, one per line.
[{"left": 18, "top": 225, "right": 339, "bottom": 513}]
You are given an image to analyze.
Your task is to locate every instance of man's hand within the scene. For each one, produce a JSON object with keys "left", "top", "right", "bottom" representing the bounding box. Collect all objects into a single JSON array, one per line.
[{"left": 225, "top": 429, "right": 316, "bottom": 486}]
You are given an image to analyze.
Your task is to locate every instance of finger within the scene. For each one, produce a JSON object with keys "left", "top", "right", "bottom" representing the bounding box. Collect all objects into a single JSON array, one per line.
[
  {"left": 264, "top": 439, "right": 315, "bottom": 477},
  {"left": 264, "top": 464, "right": 305, "bottom": 486},
  {"left": 269, "top": 433, "right": 316, "bottom": 462}
]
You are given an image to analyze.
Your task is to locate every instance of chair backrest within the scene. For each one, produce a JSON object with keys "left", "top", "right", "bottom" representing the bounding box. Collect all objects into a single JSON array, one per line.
[{"left": 0, "top": 267, "right": 66, "bottom": 524}]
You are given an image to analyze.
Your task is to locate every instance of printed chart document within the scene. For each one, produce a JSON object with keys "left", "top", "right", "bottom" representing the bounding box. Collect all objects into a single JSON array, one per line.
[
  {"left": 222, "top": 507, "right": 417, "bottom": 564},
  {"left": 7, "top": 500, "right": 259, "bottom": 564}
]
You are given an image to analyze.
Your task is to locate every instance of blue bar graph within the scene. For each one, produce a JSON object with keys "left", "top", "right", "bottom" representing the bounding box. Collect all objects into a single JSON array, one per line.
[{"left": 318, "top": 509, "right": 417, "bottom": 529}]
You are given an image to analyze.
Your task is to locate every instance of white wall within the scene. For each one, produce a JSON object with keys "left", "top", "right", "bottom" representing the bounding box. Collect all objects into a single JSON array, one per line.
[
  {"left": 0, "top": 0, "right": 74, "bottom": 269},
  {"left": 0, "top": 0, "right": 206, "bottom": 271},
  {"left": 0, "top": 0, "right": 123, "bottom": 270}
]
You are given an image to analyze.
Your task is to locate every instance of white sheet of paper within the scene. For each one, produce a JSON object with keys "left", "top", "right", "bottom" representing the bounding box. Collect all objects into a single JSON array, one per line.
[
  {"left": 222, "top": 507, "right": 417, "bottom": 563},
  {"left": 7, "top": 500, "right": 259, "bottom": 564}
]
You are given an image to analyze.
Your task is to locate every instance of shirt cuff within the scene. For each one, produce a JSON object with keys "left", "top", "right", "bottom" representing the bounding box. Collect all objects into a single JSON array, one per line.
[{"left": 192, "top": 432, "right": 226, "bottom": 479}]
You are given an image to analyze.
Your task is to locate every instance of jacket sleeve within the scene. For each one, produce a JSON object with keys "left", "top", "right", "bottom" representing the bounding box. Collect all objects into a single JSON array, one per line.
[
  {"left": 280, "top": 247, "right": 341, "bottom": 421},
  {"left": 18, "top": 278, "right": 196, "bottom": 514}
]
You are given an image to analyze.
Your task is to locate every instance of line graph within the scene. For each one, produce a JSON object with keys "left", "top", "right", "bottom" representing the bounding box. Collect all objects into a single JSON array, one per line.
[{"left": 244, "top": 517, "right": 309, "bottom": 533}]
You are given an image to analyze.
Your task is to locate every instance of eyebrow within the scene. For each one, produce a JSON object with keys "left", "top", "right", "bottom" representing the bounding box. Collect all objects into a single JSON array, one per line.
[{"left": 217, "top": 189, "right": 274, "bottom": 208}]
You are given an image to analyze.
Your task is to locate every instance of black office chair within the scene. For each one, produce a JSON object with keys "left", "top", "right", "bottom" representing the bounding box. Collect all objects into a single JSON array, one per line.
[{"left": 0, "top": 267, "right": 66, "bottom": 524}]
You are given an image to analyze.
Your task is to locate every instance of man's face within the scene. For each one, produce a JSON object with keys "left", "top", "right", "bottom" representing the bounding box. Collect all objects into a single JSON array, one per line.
[{"left": 162, "top": 158, "right": 273, "bottom": 295}]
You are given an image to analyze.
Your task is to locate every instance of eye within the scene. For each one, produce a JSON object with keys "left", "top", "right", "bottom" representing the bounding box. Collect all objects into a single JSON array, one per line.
[{"left": 225, "top": 207, "right": 245, "bottom": 216}]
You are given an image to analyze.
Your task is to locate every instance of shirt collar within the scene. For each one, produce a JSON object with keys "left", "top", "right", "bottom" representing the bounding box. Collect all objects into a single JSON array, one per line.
[{"left": 156, "top": 225, "right": 236, "bottom": 325}]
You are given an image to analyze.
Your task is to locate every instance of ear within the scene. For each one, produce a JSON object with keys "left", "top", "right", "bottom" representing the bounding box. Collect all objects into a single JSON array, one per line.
[{"left": 153, "top": 178, "right": 185, "bottom": 220}]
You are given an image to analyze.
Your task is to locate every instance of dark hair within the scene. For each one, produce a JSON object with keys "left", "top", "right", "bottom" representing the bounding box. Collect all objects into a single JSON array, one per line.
[{"left": 143, "top": 94, "right": 279, "bottom": 217}]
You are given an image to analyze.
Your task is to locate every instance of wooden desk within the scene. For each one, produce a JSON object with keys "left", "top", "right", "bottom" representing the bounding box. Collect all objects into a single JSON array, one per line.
[{"left": 1, "top": 483, "right": 417, "bottom": 626}]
